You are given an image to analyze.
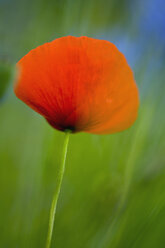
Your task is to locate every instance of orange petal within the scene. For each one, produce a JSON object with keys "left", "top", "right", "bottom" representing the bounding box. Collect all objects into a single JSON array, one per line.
[{"left": 14, "top": 36, "right": 139, "bottom": 134}]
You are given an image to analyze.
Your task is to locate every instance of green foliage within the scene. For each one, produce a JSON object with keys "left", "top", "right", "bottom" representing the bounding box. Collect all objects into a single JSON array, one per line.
[
  {"left": 0, "top": 0, "right": 164, "bottom": 247},
  {"left": 0, "top": 62, "right": 14, "bottom": 101},
  {"left": 0, "top": 72, "right": 164, "bottom": 247}
]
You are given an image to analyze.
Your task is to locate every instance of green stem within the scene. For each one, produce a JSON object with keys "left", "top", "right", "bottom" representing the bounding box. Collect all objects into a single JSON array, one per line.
[{"left": 46, "top": 131, "right": 70, "bottom": 248}]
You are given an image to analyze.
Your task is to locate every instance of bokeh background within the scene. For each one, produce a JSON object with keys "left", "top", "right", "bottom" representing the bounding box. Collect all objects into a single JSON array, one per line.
[{"left": 0, "top": 0, "right": 165, "bottom": 247}]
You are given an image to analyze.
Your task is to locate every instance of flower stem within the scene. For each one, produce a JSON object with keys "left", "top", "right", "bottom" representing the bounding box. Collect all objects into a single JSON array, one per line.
[{"left": 46, "top": 130, "right": 70, "bottom": 248}]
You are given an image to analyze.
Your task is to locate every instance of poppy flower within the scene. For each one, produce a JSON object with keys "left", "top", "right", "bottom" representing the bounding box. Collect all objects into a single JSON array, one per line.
[{"left": 14, "top": 36, "right": 139, "bottom": 134}]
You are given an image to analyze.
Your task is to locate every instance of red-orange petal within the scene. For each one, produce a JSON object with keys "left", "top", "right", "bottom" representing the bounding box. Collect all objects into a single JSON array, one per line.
[{"left": 14, "top": 36, "right": 139, "bottom": 134}]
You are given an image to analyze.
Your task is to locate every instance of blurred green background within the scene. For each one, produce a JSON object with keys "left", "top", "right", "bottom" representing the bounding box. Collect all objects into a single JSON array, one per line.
[{"left": 0, "top": 0, "right": 165, "bottom": 247}]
